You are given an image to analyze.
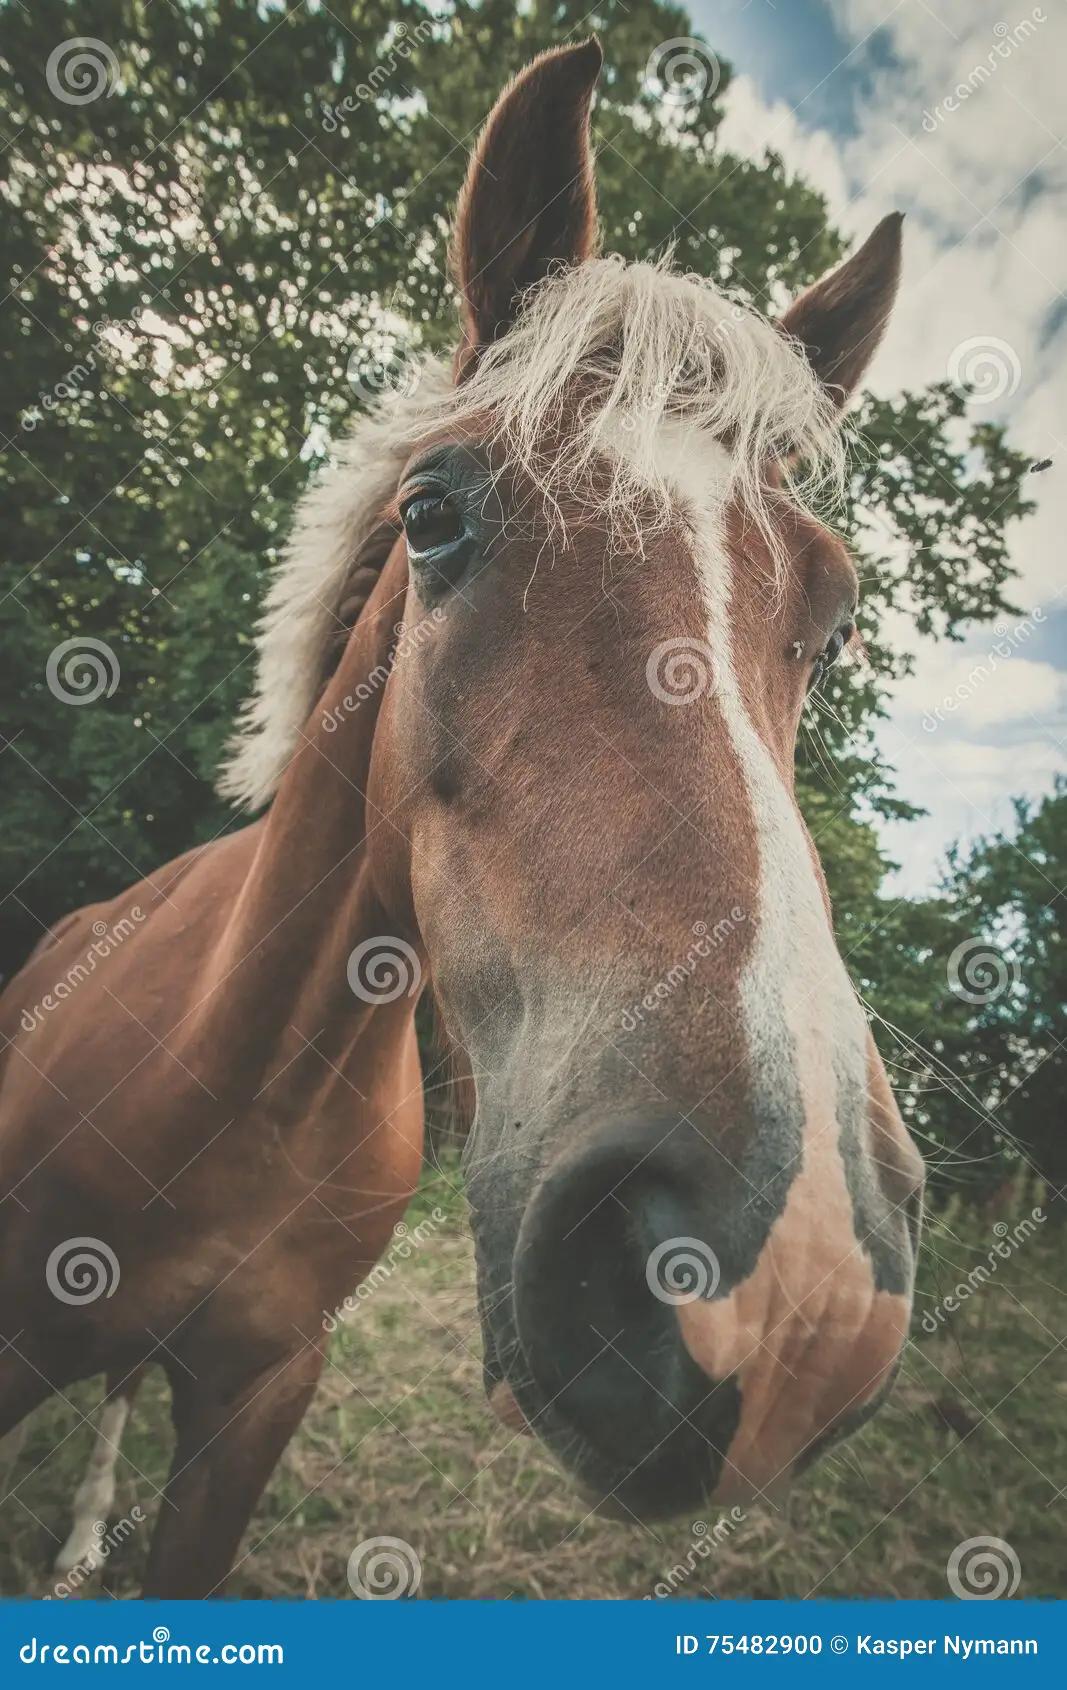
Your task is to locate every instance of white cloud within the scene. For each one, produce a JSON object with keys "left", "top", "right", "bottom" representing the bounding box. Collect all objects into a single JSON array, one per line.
[
  {"left": 878, "top": 732, "right": 1063, "bottom": 892},
  {"left": 893, "top": 652, "right": 1063, "bottom": 731},
  {"left": 715, "top": 0, "right": 1067, "bottom": 890}
]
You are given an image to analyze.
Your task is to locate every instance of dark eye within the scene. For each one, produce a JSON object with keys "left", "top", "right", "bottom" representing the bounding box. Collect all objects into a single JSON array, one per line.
[
  {"left": 823, "top": 622, "right": 854, "bottom": 668},
  {"left": 400, "top": 490, "right": 465, "bottom": 554},
  {"left": 810, "top": 621, "right": 854, "bottom": 688}
]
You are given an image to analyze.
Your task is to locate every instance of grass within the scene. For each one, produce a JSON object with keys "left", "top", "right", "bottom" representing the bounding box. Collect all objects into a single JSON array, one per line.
[{"left": 2, "top": 1158, "right": 1064, "bottom": 1599}]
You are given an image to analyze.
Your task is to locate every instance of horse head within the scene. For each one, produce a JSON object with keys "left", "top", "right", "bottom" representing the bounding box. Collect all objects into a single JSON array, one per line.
[{"left": 226, "top": 39, "right": 924, "bottom": 1523}]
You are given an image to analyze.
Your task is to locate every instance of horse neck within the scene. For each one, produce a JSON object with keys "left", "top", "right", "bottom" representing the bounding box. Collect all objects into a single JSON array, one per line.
[{"left": 191, "top": 561, "right": 414, "bottom": 1096}]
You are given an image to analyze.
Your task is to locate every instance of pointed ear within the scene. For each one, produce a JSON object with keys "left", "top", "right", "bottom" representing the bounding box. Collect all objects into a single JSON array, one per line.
[
  {"left": 450, "top": 38, "right": 601, "bottom": 374},
  {"left": 778, "top": 213, "right": 903, "bottom": 410}
]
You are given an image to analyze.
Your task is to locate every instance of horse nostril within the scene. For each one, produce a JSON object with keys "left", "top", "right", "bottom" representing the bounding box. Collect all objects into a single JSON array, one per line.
[{"left": 511, "top": 1140, "right": 739, "bottom": 1514}]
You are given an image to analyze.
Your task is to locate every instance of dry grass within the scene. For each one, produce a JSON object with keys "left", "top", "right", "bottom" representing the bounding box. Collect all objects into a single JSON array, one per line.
[{"left": 2, "top": 1160, "right": 1064, "bottom": 1600}]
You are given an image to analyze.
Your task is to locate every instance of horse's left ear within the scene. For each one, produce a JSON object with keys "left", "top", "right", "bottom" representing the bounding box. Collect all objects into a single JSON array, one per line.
[
  {"left": 778, "top": 213, "right": 903, "bottom": 410},
  {"left": 451, "top": 38, "right": 602, "bottom": 374}
]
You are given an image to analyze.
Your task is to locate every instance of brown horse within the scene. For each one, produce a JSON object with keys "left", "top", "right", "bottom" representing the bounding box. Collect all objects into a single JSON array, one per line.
[{"left": 0, "top": 39, "right": 924, "bottom": 1596}]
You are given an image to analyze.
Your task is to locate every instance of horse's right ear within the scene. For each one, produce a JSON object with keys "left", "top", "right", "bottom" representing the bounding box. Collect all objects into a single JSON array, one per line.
[{"left": 450, "top": 38, "right": 602, "bottom": 376}]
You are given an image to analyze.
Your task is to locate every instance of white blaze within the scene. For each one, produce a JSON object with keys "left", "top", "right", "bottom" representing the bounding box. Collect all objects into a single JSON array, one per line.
[{"left": 644, "top": 425, "right": 869, "bottom": 1141}]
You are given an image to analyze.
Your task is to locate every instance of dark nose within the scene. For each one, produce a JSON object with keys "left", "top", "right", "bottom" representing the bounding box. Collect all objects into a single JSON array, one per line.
[
  {"left": 510, "top": 1115, "right": 916, "bottom": 1517},
  {"left": 512, "top": 1129, "right": 744, "bottom": 1517}
]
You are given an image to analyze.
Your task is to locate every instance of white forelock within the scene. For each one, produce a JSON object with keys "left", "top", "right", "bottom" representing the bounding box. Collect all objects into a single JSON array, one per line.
[{"left": 219, "top": 254, "right": 844, "bottom": 810}]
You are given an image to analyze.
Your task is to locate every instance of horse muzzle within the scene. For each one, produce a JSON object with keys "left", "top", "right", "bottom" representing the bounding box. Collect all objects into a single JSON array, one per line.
[{"left": 474, "top": 1113, "right": 918, "bottom": 1521}]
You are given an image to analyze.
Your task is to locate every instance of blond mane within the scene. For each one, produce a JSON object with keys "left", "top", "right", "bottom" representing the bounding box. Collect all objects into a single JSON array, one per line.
[{"left": 219, "top": 255, "right": 844, "bottom": 810}]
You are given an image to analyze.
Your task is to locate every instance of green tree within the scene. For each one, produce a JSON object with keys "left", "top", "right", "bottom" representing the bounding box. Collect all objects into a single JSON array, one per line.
[
  {"left": 944, "top": 783, "right": 1066, "bottom": 1202},
  {"left": 0, "top": 0, "right": 1038, "bottom": 1160},
  {"left": 839, "top": 784, "right": 1065, "bottom": 1204}
]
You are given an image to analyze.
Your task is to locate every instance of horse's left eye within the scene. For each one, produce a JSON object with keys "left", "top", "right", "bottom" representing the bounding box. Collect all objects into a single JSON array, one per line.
[{"left": 400, "top": 491, "right": 465, "bottom": 554}]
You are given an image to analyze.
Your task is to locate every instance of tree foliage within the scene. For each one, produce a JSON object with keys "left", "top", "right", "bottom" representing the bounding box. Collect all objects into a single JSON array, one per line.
[{"left": 0, "top": 1, "right": 1056, "bottom": 1197}]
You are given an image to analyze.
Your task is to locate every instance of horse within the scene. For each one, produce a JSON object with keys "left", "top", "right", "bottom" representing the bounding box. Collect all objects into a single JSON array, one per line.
[{"left": 0, "top": 39, "right": 925, "bottom": 1597}]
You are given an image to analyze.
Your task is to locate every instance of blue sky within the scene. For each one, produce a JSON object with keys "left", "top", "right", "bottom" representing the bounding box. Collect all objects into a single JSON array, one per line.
[
  {"left": 691, "top": 0, "right": 857, "bottom": 122},
  {"left": 685, "top": 0, "right": 1065, "bottom": 892}
]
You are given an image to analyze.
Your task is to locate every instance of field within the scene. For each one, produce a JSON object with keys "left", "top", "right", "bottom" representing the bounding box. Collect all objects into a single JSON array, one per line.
[{"left": 2, "top": 1158, "right": 1064, "bottom": 1600}]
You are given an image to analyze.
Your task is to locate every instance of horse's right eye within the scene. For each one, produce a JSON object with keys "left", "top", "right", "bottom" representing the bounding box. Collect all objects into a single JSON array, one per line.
[
  {"left": 400, "top": 491, "right": 465, "bottom": 555},
  {"left": 808, "top": 620, "right": 855, "bottom": 691}
]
